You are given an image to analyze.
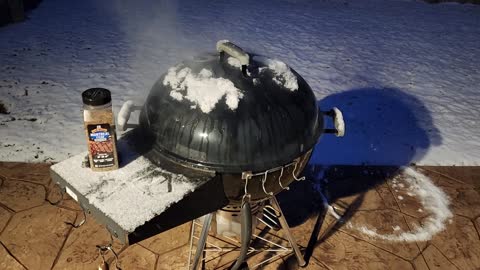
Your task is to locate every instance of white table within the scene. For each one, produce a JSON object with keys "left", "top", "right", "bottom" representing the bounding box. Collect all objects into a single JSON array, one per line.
[{"left": 50, "top": 132, "right": 218, "bottom": 244}]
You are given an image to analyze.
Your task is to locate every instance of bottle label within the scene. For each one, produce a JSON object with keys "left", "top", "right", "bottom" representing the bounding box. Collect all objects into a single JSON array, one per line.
[{"left": 87, "top": 124, "right": 115, "bottom": 168}]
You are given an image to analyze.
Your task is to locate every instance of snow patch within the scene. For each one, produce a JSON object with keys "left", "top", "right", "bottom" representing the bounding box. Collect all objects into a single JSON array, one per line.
[
  {"left": 254, "top": 56, "right": 298, "bottom": 91},
  {"left": 350, "top": 167, "right": 452, "bottom": 242},
  {"left": 316, "top": 183, "right": 342, "bottom": 220},
  {"left": 170, "top": 91, "right": 183, "bottom": 101},
  {"left": 198, "top": 68, "right": 213, "bottom": 78},
  {"left": 333, "top": 107, "right": 345, "bottom": 137},
  {"left": 227, "top": 57, "right": 242, "bottom": 68},
  {"left": 164, "top": 66, "right": 244, "bottom": 113},
  {"left": 327, "top": 204, "right": 342, "bottom": 220},
  {"left": 117, "top": 100, "right": 134, "bottom": 131}
]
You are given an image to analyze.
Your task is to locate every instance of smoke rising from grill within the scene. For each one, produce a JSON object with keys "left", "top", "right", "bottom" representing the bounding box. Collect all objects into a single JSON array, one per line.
[{"left": 105, "top": 0, "right": 205, "bottom": 97}]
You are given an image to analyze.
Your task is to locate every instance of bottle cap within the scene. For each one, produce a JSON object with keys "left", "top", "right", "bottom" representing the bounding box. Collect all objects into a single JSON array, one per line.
[{"left": 82, "top": 88, "right": 112, "bottom": 106}]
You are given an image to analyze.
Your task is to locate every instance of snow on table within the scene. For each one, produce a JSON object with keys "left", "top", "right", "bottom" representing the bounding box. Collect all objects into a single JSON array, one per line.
[{"left": 50, "top": 138, "right": 212, "bottom": 233}]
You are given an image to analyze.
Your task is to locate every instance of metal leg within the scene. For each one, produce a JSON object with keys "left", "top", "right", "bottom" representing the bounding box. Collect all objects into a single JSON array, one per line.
[
  {"left": 230, "top": 201, "right": 252, "bottom": 270},
  {"left": 201, "top": 250, "right": 206, "bottom": 270},
  {"left": 96, "top": 234, "right": 121, "bottom": 270},
  {"left": 269, "top": 196, "right": 306, "bottom": 267},
  {"left": 187, "top": 221, "right": 196, "bottom": 270},
  {"left": 190, "top": 213, "right": 213, "bottom": 270}
]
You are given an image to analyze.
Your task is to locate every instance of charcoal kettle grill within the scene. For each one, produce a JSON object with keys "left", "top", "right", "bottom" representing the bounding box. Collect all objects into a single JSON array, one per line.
[{"left": 118, "top": 40, "right": 345, "bottom": 269}]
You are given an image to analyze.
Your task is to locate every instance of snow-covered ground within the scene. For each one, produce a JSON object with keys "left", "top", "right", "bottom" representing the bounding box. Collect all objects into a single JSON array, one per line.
[{"left": 0, "top": 0, "right": 479, "bottom": 165}]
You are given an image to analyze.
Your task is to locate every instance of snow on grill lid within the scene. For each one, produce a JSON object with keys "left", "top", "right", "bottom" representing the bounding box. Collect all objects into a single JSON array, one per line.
[
  {"left": 164, "top": 66, "right": 244, "bottom": 113},
  {"left": 227, "top": 56, "right": 242, "bottom": 68},
  {"left": 225, "top": 55, "right": 299, "bottom": 91},
  {"left": 254, "top": 56, "right": 299, "bottom": 91}
]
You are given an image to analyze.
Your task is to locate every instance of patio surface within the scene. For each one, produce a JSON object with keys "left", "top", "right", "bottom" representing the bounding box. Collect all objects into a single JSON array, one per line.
[{"left": 0, "top": 162, "right": 479, "bottom": 270}]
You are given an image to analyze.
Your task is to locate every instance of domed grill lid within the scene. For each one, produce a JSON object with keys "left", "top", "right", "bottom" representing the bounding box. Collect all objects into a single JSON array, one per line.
[{"left": 139, "top": 41, "right": 323, "bottom": 173}]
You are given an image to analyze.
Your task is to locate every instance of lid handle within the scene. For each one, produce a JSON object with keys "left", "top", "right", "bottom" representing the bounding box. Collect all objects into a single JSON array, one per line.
[{"left": 216, "top": 40, "right": 250, "bottom": 76}]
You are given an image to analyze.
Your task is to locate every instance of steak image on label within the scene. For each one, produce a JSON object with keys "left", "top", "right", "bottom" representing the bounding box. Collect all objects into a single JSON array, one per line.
[{"left": 88, "top": 124, "right": 115, "bottom": 168}]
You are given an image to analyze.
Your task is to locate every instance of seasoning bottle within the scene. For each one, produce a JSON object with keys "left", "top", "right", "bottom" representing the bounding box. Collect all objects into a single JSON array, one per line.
[{"left": 82, "top": 88, "right": 119, "bottom": 171}]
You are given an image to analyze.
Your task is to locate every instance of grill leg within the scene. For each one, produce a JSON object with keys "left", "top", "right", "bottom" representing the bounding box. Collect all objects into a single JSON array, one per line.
[
  {"left": 190, "top": 213, "right": 213, "bottom": 270},
  {"left": 230, "top": 201, "right": 252, "bottom": 270},
  {"left": 270, "top": 196, "right": 307, "bottom": 267}
]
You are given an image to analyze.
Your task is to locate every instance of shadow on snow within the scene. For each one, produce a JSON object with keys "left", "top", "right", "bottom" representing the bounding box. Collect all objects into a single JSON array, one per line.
[{"left": 277, "top": 87, "right": 442, "bottom": 267}]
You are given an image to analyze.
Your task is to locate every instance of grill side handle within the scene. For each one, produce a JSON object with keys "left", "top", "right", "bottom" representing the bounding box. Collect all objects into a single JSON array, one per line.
[
  {"left": 117, "top": 100, "right": 143, "bottom": 131},
  {"left": 322, "top": 107, "right": 345, "bottom": 137}
]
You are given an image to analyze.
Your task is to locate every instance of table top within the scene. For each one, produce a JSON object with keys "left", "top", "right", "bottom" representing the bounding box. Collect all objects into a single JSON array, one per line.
[{"left": 50, "top": 131, "right": 213, "bottom": 235}]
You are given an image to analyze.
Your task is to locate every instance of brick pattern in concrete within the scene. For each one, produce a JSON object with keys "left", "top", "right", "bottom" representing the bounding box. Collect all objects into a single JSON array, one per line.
[{"left": 0, "top": 163, "right": 478, "bottom": 270}]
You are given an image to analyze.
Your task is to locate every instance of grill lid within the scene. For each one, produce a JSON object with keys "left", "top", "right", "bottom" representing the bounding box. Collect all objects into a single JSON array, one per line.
[{"left": 139, "top": 41, "right": 323, "bottom": 173}]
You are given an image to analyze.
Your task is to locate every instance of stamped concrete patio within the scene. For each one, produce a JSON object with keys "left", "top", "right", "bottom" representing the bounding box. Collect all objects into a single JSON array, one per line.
[{"left": 0, "top": 162, "right": 479, "bottom": 270}]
